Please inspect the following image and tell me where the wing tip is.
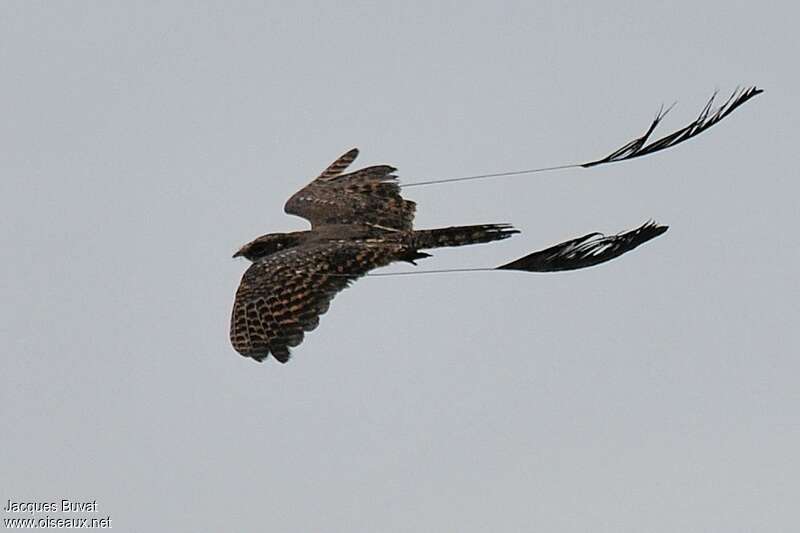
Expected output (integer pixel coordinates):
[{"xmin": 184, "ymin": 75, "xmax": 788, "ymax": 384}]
[
  {"xmin": 343, "ymin": 147, "xmax": 359, "ymax": 159},
  {"xmin": 318, "ymin": 148, "xmax": 361, "ymax": 180},
  {"xmin": 240, "ymin": 349, "xmax": 291, "ymax": 364}
]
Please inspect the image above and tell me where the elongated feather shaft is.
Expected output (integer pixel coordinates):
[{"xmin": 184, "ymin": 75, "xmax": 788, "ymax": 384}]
[
  {"xmin": 399, "ymin": 86, "xmax": 762, "ymax": 188},
  {"xmin": 582, "ymin": 86, "xmax": 763, "ymax": 167}
]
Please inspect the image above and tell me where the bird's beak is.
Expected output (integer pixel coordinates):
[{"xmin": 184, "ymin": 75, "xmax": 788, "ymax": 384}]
[{"xmin": 232, "ymin": 250, "xmax": 242, "ymax": 259}]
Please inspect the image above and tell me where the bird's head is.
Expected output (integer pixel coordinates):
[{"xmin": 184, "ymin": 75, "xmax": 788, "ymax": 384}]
[{"xmin": 233, "ymin": 232, "xmax": 304, "ymax": 261}]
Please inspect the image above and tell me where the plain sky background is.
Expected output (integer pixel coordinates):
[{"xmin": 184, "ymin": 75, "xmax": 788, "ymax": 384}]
[{"xmin": 2, "ymin": 2, "xmax": 798, "ymax": 532}]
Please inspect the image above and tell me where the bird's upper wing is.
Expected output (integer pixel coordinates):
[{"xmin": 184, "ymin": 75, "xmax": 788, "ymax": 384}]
[
  {"xmin": 230, "ymin": 240, "xmax": 400, "ymax": 363},
  {"xmin": 284, "ymin": 148, "xmax": 416, "ymax": 230}
]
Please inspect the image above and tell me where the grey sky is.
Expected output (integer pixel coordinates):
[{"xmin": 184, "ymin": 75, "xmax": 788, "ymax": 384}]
[{"xmin": 2, "ymin": 2, "xmax": 798, "ymax": 532}]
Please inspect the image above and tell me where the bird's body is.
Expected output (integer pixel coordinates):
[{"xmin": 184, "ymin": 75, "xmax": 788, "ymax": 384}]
[
  {"xmin": 230, "ymin": 149, "xmax": 522, "ymax": 363},
  {"xmin": 231, "ymin": 221, "xmax": 517, "ymax": 363},
  {"xmin": 231, "ymin": 148, "xmax": 666, "ymax": 364}
]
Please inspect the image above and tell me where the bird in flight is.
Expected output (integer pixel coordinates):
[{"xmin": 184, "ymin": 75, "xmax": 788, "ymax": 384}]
[{"xmin": 230, "ymin": 87, "xmax": 761, "ymax": 364}]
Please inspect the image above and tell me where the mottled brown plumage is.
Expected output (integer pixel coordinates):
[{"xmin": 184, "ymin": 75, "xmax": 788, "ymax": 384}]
[
  {"xmin": 230, "ymin": 240, "xmax": 404, "ymax": 363},
  {"xmin": 284, "ymin": 148, "xmax": 416, "ymax": 230},
  {"xmin": 231, "ymin": 149, "xmax": 518, "ymax": 363}
]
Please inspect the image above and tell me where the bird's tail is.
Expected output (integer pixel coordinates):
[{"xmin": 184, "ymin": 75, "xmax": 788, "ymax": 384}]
[{"xmin": 410, "ymin": 224, "xmax": 519, "ymax": 250}]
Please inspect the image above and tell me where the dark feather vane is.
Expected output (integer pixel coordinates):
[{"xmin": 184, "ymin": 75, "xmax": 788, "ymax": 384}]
[
  {"xmin": 582, "ymin": 86, "xmax": 763, "ymax": 168},
  {"xmin": 496, "ymin": 221, "xmax": 668, "ymax": 272}
]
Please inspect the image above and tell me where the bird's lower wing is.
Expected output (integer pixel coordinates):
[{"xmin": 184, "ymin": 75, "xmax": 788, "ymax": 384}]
[{"xmin": 230, "ymin": 241, "xmax": 399, "ymax": 363}]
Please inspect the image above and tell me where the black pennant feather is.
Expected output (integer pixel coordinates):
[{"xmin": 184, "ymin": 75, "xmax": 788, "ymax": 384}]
[
  {"xmin": 581, "ymin": 86, "xmax": 763, "ymax": 168},
  {"xmin": 495, "ymin": 221, "xmax": 668, "ymax": 273},
  {"xmin": 401, "ymin": 86, "xmax": 762, "ymax": 188}
]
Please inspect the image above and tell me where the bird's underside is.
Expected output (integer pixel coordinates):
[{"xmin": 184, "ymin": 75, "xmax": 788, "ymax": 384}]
[{"xmin": 230, "ymin": 148, "xmax": 667, "ymax": 363}]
